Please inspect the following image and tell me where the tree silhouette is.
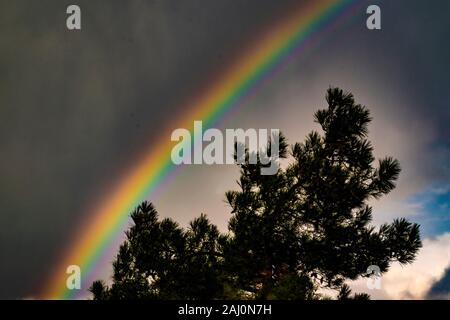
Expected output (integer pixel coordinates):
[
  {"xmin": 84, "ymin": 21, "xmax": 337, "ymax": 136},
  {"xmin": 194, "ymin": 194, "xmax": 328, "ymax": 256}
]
[{"xmin": 90, "ymin": 88, "xmax": 421, "ymax": 300}]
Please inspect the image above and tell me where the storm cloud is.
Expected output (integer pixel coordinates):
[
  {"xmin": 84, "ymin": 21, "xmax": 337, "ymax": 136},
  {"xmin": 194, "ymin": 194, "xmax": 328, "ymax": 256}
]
[{"xmin": 0, "ymin": 0, "xmax": 449, "ymax": 299}]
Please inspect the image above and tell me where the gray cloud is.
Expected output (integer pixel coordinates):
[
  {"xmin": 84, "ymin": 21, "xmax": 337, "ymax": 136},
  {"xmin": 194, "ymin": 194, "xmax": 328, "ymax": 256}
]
[
  {"xmin": 427, "ymin": 266, "xmax": 450, "ymax": 299},
  {"xmin": 0, "ymin": 0, "xmax": 449, "ymax": 299}
]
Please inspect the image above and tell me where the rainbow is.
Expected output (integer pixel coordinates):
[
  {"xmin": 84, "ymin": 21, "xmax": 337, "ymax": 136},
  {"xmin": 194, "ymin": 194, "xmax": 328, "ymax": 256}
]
[{"xmin": 42, "ymin": 0, "xmax": 363, "ymax": 299}]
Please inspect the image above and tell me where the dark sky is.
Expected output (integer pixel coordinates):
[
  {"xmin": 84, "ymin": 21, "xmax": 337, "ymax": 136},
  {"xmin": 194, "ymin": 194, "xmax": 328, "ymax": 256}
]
[{"xmin": 0, "ymin": 0, "xmax": 449, "ymax": 299}]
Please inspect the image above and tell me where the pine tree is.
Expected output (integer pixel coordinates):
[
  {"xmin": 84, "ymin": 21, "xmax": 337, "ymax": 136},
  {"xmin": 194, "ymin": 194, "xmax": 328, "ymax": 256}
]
[{"xmin": 91, "ymin": 88, "xmax": 421, "ymax": 300}]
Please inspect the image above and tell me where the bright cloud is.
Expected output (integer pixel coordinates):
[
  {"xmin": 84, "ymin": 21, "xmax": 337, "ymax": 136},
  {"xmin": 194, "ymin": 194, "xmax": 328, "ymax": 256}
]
[{"xmin": 350, "ymin": 232, "xmax": 450, "ymax": 299}]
